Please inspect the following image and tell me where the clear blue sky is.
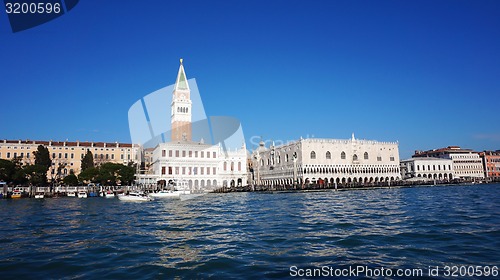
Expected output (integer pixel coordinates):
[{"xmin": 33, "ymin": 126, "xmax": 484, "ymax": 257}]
[{"xmin": 1, "ymin": 0, "xmax": 499, "ymax": 159}]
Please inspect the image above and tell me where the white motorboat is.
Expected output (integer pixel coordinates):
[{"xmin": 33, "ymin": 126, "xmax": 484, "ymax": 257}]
[
  {"xmin": 34, "ymin": 192, "xmax": 44, "ymax": 199},
  {"xmin": 77, "ymin": 191, "xmax": 88, "ymax": 198},
  {"xmin": 148, "ymin": 189, "xmax": 189, "ymax": 199},
  {"xmin": 118, "ymin": 192, "xmax": 153, "ymax": 202},
  {"xmin": 67, "ymin": 192, "xmax": 76, "ymax": 197}
]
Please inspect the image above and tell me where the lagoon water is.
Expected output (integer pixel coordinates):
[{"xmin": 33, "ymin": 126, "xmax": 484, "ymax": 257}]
[{"xmin": 0, "ymin": 184, "xmax": 499, "ymax": 279}]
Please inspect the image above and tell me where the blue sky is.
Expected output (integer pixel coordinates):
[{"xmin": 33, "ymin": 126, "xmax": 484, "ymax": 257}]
[{"xmin": 1, "ymin": 0, "xmax": 499, "ymax": 159}]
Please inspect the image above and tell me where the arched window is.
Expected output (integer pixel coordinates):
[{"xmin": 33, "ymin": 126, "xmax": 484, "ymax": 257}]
[
  {"xmin": 353, "ymin": 154, "xmax": 358, "ymax": 161},
  {"xmin": 326, "ymin": 151, "xmax": 331, "ymax": 159},
  {"xmin": 364, "ymin": 152, "xmax": 368, "ymax": 160},
  {"xmin": 285, "ymin": 154, "xmax": 289, "ymax": 162},
  {"xmin": 310, "ymin": 151, "xmax": 316, "ymax": 159},
  {"xmin": 341, "ymin": 151, "xmax": 346, "ymax": 159}
]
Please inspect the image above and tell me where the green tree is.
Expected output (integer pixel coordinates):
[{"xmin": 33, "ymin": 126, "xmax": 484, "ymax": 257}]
[
  {"xmin": 0, "ymin": 159, "xmax": 15, "ymax": 182},
  {"xmin": 63, "ymin": 170, "xmax": 79, "ymax": 186},
  {"xmin": 33, "ymin": 145, "xmax": 51, "ymax": 171},
  {"xmin": 118, "ymin": 164, "xmax": 135, "ymax": 185},
  {"xmin": 97, "ymin": 163, "xmax": 121, "ymax": 185},
  {"xmin": 23, "ymin": 164, "xmax": 48, "ymax": 186},
  {"xmin": 78, "ymin": 167, "xmax": 99, "ymax": 183},
  {"xmin": 81, "ymin": 150, "xmax": 94, "ymax": 172}
]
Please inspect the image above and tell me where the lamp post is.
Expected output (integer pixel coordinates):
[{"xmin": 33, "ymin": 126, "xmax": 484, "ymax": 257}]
[{"xmin": 292, "ymin": 152, "xmax": 297, "ymax": 189}]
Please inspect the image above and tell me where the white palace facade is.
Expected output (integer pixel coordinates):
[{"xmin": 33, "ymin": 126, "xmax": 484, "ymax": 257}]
[
  {"xmin": 251, "ymin": 134, "xmax": 401, "ymax": 187},
  {"xmin": 136, "ymin": 60, "xmax": 247, "ymax": 190}
]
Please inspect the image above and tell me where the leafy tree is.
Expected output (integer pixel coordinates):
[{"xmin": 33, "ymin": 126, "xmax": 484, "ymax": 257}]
[
  {"xmin": 81, "ymin": 150, "xmax": 94, "ymax": 172},
  {"xmin": 97, "ymin": 163, "xmax": 121, "ymax": 185},
  {"xmin": 63, "ymin": 170, "xmax": 79, "ymax": 186},
  {"xmin": 78, "ymin": 167, "xmax": 99, "ymax": 183},
  {"xmin": 0, "ymin": 159, "xmax": 15, "ymax": 182},
  {"xmin": 33, "ymin": 145, "xmax": 51, "ymax": 171},
  {"xmin": 23, "ymin": 164, "xmax": 48, "ymax": 186},
  {"xmin": 119, "ymin": 164, "xmax": 135, "ymax": 185}
]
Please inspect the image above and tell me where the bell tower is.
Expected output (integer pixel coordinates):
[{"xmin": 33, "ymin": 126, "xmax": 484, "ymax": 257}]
[{"xmin": 171, "ymin": 58, "xmax": 192, "ymax": 141}]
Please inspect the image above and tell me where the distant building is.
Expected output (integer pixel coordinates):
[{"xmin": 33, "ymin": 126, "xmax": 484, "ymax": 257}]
[
  {"xmin": 0, "ymin": 139, "xmax": 141, "ymax": 180},
  {"xmin": 478, "ymin": 151, "xmax": 500, "ymax": 181},
  {"xmin": 136, "ymin": 59, "xmax": 247, "ymax": 189},
  {"xmin": 400, "ymin": 157, "xmax": 454, "ymax": 181},
  {"xmin": 413, "ymin": 146, "xmax": 484, "ymax": 179},
  {"xmin": 250, "ymin": 134, "xmax": 401, "ymax": 187}
]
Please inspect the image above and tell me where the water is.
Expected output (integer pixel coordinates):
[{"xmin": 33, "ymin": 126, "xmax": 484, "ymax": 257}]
[{"xmin": 0, "ymin": 184, "xmax": 499, "ymax": 279}]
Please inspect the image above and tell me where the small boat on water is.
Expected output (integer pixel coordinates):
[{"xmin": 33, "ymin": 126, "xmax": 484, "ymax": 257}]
[
  {"xmin": 118, "ymin": 192, "xmax": 152, "ymax": 202},
  {"xmin": 67, "ymin": 192, "xmax": 76, "ymax": 197},
  {"xmin": 104, "ymin": 190, "xmax": 115, "ymax": 198},
  {"xmin": 149, "ymin": 189, "xmax": 189, "ymax": 199},
  {"xmin": 11, "ymin": 189, "xmax": 22, "ymax": 199},
  {"xmin": 34, "ymin": 192, "xmax": 44, "ymax": 199},
  {"xmin": 77, "ymin": 191, "xmax": 88, "ymax": 198}
]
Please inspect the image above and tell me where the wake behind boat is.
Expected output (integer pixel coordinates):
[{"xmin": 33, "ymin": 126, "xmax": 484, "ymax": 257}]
[{"xmin": 118, "ymin": 192, "xmax": 153, "ymax": 202}]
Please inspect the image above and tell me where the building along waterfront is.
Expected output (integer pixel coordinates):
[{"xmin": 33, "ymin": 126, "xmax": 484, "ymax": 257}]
[
  {"xmin": 413, "ymin": 146, "xmax": 484, "ymax": 180},
  {"xmin": 0, "ymin": 139, "xmax": 140, "ymax": 181},
  {"xmin": 250, "ymin": 133, "xmax": 401, "ymax": 188}
]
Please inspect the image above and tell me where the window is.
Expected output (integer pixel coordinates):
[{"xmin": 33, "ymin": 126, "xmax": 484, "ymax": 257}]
[
  {"xmin": 238, "ymin": 162, "xmax": 242, "ymax": 171},
  {"xmin": 182, "ymin": 167, "xmax": 186, "ymax": 175},
  {"xmin": 162, "ymin": 150, "xmax": 166, "ymax": 157},
  {"xmin": 189, "ymin": 151, "xmax": 192, "ymax": 157},
  {"xmin": 364, "ymin": 152, "xmax": 369, "ymax": 160},
  {"xmin": 390, "ymin": 157, "xmax": 395, "ymax": 161},
  {"xmin": 207, "ymin": 167, "xmax": 210, "ymax": 175},
  {"xmin": 377, "ymin": 156, "xmax": 382, "ymax": 161},
  {"xmin": 195, "ymin": 151, "xmax": 198, "ymax": 157},
  {"xmin": 71, "ymin": 153, "xmax": 74, "ymax": 159},
  {"xmin": 182, "ymin": 150, "xmax": 186, "ymax": 157},
  {"xmin": 285, "ymin": 154, "xmax": 289, "ymax": 162},
  {"xmin": 201, "ymin": 167, "xmax": 204, "ymax": 175},
  {"xmin": 341, "ymin": 152, "xmax": 346, "ymax": 159},
  {"xmin": 326, "ymin": 151, "xmax": 331, "ymax": 159},
  {"xmin": 231, "ymin": 162, "xmax": 234, "ymax": 171},
  {"xmin": 310, "ymin": 151, "xmax": 316, "ymax": 159},
  {"xmin": 201, "ymin": 151, "xmax": 204, "ymax": 158},
  {"xmin": 353, "ymin": 154, "xmax": 358, "ymax": 161},
  {"xmin": 169, "ymin": 150, "xmax": 172, "ymax": 157},
  {"xmin": 13, "ymin": 152, "xmax": 17, "ymax": 158},
  {"xmin": 213, "ymin": 167, "xmax": 216, "ymax": 175},
  {"xmin": 175, "ymin": 150, "xmax": 179, "ymax": 157},
  {"xmin": 161, "ymin": 167, "xmax": 166, "ymax": 175},
  {"xmin": 111, "ymin": 154, "xmax": 114, "ymax": 160},
  {"xmin": 213, "ymin": 152, "xmax": 216, "ymax": 158},
  {"xmin": 207, "ymin": 152, "xmax": 210, "ymax": 158},
  {"xmin": 7, "ymin": 152, "xmax": 10, "ymax": 158}
]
